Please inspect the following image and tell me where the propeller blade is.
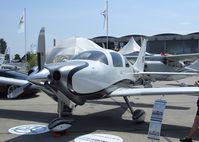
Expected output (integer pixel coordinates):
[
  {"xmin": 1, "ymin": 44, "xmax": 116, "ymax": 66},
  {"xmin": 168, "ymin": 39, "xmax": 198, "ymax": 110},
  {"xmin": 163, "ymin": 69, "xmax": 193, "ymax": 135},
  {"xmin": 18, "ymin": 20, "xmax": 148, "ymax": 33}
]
[{"xmin": 37, "ymin": 27, "xmax": 46, "ymax": 71}]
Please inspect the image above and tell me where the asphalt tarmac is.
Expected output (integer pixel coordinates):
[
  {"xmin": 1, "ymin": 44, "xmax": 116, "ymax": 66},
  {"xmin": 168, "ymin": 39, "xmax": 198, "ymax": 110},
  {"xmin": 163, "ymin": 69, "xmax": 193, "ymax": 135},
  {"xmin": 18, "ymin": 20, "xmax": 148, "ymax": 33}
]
[{"xmin": 0, "ymin": 76, "xmax": 199, "ymax": 142}]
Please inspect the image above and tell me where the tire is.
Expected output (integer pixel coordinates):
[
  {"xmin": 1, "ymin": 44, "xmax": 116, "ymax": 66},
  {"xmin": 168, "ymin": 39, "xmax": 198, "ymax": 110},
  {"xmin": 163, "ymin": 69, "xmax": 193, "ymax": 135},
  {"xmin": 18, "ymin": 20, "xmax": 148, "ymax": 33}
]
[{"xmin": 7, "ymin": 85, "xmax": 18, "ymax": 95}]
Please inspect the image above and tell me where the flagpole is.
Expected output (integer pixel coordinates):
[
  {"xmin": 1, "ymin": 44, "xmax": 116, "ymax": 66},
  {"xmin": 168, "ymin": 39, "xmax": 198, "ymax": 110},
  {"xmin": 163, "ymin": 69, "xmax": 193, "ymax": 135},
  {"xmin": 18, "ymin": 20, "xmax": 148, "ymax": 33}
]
[
  {"xmin": 106, "ymin": 0, "xmax": 108, "ymax": 49},
  {"xmin": 24, "ymin": 8, "xmax": 27, "ymax": 62}
]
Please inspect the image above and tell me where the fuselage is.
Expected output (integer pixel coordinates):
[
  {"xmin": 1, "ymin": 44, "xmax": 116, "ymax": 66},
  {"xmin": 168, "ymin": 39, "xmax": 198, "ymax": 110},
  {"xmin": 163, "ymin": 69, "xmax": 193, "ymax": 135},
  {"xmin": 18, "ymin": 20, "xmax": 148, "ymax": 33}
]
[{"xmin": 44, "ymin": 49, "xmax": 137, "ymax": 95}]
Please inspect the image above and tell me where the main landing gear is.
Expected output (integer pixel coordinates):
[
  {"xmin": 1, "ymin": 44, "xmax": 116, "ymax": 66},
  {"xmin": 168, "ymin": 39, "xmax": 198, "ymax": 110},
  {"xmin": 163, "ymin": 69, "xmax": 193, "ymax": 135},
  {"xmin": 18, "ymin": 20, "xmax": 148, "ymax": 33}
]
[
  {"xmin": 123, "ymin": 96, "xmax": 146, "ymax": 122},
  {"xmin": 143, "ymin": 80, "xmax": 153, "ymax": 88}
]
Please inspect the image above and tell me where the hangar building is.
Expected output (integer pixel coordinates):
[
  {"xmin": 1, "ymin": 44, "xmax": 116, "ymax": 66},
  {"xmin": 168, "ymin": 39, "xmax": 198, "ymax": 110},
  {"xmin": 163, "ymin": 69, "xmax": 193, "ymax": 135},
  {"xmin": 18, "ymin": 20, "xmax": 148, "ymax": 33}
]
[{"xmin": 91, "ymin": 33, "xmax": 199, "ymax": 54}]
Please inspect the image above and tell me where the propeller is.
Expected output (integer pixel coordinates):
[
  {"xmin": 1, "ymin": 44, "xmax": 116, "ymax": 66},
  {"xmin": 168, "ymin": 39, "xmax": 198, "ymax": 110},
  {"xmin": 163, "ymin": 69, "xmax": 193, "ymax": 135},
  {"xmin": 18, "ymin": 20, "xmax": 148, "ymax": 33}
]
[
  {"xmin": 7, "ymin": 27, "xmax": 47, "ymax": 99},
  {"xmin": 8, "ymin": 27, "xmax": 85, "ymax": 106},
  {"xmin": 27, "ymin": 27, "xmax": 49, "ymax": 84}
]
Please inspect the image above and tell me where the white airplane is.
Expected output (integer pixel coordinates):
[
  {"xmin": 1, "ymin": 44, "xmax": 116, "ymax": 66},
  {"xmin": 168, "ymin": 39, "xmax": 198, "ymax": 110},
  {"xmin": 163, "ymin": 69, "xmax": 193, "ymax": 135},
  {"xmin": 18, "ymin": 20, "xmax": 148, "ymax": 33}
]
[
  {"xmin": 119, "ymin": 37, "xmax": 199, "ymax": 87},
  {"xmin": 8, "ymin": 28, "xmax": 199, "ymax": 132}
]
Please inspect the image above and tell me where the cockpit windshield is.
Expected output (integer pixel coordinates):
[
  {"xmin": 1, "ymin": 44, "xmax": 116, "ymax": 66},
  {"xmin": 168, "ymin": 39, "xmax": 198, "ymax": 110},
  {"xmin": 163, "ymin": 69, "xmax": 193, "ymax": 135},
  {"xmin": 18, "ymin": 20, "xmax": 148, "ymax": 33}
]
[{"xmin": 72, "ymin": 50, "xmax": 108, "ymax": 65}]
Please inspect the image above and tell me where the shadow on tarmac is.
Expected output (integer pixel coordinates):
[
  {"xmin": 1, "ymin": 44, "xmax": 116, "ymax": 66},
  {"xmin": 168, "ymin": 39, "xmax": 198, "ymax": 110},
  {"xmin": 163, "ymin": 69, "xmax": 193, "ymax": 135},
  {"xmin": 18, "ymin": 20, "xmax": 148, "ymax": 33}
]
[{"xmin": 0, "ymin": 106, "xmax": 198, "ymax": 142}]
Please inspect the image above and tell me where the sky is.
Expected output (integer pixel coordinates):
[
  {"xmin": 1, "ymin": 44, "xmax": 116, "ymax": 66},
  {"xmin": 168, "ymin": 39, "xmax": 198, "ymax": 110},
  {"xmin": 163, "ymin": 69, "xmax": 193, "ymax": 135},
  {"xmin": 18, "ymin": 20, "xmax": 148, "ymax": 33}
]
[{"xmin": 0, "ymin": 0, "xmax": 199, "ymax": 57}]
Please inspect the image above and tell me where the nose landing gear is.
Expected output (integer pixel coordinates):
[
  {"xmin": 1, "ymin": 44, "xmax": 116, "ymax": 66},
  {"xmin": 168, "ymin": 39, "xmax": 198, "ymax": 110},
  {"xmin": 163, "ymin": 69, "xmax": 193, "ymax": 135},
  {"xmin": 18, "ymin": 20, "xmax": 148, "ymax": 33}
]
[{"xmin": 48, "ymin": 98, "xmax": 75, "ymax": 137}]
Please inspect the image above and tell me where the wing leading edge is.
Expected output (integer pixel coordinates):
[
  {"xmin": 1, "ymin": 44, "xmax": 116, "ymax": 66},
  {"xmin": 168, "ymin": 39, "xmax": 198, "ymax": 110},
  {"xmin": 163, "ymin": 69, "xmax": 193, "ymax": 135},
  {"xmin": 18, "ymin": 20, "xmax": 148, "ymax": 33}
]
[
  {"xmin": 125, "ymin": 72, "xmax": 199, "ymax": 76},
  {"xmin": 110, "ymin": 87, "xmax": 199, "ymax": 97},
  {"xmin": 0, "ymin": 76, "xmax": 28, "ymax": 86}
]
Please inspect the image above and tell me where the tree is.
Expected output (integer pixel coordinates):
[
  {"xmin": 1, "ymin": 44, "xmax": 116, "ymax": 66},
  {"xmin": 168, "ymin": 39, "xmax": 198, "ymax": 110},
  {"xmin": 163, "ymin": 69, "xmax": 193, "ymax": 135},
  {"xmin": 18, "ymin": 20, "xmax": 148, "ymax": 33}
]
[
  {"xmin": 14, "ymin": 54, "xmax": 21, "ymax": 60},
  {"xmin": 0, "ymin": 38, "xmax": 7, "ymax": 54},
  {"xmin": 5, "ymin": 54, "xmax": 10, "ymax": 63},
  {"xmin": 26, "ymin": 52, "xmax": 37, "ymax": 70}
]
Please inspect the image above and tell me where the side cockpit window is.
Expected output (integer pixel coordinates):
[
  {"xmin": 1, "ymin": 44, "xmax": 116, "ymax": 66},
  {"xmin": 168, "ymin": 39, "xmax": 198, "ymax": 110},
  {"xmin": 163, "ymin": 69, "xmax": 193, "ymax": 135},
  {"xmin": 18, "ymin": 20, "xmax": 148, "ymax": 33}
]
[
  {"xmin": 110, "ymin": 52, "xmax": 123, "ymax": 67},
  {"xmin": 72, "ymin": 51, "xmax": 108, "ymax": 65}
]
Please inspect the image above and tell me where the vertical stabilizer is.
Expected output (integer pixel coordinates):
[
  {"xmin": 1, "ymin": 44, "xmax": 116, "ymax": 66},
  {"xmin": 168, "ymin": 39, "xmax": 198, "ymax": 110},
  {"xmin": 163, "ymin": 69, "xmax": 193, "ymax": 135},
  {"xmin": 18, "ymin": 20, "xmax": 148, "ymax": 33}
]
[
  {"xmin": 133, "ymin": 39, "xmax": 148, "ymax": 72},
  {"xmin": 37, "ymin": 27, "xmax": 46, "ymax": 71}
]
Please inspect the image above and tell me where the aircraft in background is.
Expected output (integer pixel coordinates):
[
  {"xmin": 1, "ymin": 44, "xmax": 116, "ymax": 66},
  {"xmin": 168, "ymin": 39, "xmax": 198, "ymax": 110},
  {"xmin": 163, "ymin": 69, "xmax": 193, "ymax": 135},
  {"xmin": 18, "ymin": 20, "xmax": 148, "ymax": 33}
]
[
  {"xmin": 0, "ymin": 48, "xmax": 39, "ymax": 98},
  {"xmin": 119, "ymin": 37, "xmax": 199, "ymax": 87},
  {"xmin": 9, "ymin": 27, "xmax": 199, "ymax": 132},
  {"xmin": 0, "ymin": 48, "xmax": 21, "ymax": 71},
  {"xmin": 0, "ymin": 69, "xmax": 39, "ymax": 98}
]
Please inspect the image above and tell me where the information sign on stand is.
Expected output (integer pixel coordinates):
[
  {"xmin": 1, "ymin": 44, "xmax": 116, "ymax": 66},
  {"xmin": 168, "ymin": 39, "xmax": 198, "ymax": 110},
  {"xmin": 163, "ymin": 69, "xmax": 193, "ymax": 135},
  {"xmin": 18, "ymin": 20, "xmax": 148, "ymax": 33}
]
[{"xmin": 148, "ymin": 99, "xmax": 167, "ymax": 141}]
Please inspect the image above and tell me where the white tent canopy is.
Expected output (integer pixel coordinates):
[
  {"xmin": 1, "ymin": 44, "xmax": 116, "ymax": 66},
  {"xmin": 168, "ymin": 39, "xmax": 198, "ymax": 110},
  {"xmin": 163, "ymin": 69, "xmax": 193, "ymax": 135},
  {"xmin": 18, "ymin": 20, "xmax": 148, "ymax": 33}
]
[
  {"xmin": 46, "ymin": 37, "xmax": 102, "ymax": 63},
  {"xmin": 118, "ymin": 37, "xmax": 141, "ymax": 55}
]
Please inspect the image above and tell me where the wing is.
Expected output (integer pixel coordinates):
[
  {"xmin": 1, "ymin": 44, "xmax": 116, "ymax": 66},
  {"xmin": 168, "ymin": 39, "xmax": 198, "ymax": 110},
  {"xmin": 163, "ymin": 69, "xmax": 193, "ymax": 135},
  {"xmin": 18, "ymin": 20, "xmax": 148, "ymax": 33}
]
[
  {"xmin": 146, "ymin": 53, "xmax": 199, "ymax": 68},
  {"xmin": 124, "ymin": 71, "xmax": 199, "ymax": 76},
  {"xmin": 139, "ymin": 72, "xmax": 199, "ymax": 75},
  {"xmin": 0, "ymin": 76, "xmax": 29, "ymax": 86},
  {"xmin": 160, "ymin": 53, "xmax": 199, "ymax": 61},
  {"xmin": 0, "ymin": 76, "xmax": 31, "ymax": 99},
  {"xmin": 109, "ymin": 87, "xmax": 199, "ymax": 97},
  {"xmin": 125, "ymin": 53, "xmax": 199, "ymax": 65}
]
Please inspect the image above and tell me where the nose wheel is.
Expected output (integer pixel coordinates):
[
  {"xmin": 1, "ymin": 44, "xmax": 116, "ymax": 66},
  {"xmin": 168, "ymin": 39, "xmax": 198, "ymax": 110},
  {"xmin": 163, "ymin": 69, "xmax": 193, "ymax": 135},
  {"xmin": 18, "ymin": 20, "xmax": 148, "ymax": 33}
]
[{"xmin": 48, "ymin": 117, "xmax": 73, "ymax": 137}]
